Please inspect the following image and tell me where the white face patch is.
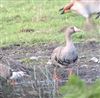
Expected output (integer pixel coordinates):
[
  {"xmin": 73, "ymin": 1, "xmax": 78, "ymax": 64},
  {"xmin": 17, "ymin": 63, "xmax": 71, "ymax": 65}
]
[{"xmin": 73, "ymin": 26, "xmax": 80, "ymax": 32}]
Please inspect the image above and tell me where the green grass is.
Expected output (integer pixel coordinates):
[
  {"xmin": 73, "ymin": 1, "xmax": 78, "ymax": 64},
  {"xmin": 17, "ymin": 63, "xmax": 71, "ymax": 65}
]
[
  {"xmin": 0, "ymin": 0, "xmax": 100, "ymax": 46},
  {"xmin": 0, "ymin": 1, "xmax": 100, "ymax": 97},
  {"xmin": 60, "ymin": 75, "xmax": 100, "ymax": 98}
]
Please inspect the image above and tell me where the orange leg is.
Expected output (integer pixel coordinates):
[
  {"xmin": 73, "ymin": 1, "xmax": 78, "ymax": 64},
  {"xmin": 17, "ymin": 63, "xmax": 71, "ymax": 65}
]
[
  {"xmin": 67, "ymin": 68, "xmax": 73, "ymax": 78},
  {"xmin": 10, "ymin": 80, "xmax": 16, "ymax": 86},
  {"xmin": 53, "ymin": 67, "xmax": 60, "ymax": 95},
  {"xmin": 53, "ymin": 67, "xmax": 59, "ymax": 81}
]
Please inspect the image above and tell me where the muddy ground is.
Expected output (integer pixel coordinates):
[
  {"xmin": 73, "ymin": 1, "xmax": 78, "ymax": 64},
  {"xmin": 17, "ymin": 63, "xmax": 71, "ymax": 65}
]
[
  {"xmin": 0, "ymin": 41, "xmax": 100, "ymax": 98},
  {"xmin": 0, "ymin": 41, "xmax": 100, "ymax": 83}
]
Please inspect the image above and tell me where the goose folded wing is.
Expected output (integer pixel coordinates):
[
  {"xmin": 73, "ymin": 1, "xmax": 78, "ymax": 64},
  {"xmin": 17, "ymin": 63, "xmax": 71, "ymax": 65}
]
[{"xmin": 55, "ymin": 50, "xmax": 78, "ymax": 66}]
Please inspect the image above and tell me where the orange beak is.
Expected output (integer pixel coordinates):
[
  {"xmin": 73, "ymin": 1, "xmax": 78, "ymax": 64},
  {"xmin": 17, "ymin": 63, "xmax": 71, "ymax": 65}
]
[
  {"xmin": 59, "ymin": 7, "xmax": 70, "ymax": 14},
  {"xmin": 59, "ymin": 2, "xmax": 73, "ymax": 14},
  {"xmin": 74, "ymin": 26, "xmax": 81, "ymax": 32}
]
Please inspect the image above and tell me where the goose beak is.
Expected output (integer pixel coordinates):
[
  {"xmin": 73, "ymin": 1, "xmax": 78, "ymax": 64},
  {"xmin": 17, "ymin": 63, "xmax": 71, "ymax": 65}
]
[
  {"xmin": 59, "ymin": 7, "xmax": 70, "ymax": 14},
  {"xmin": 74, "ymin": 27, "xmax": 81, "ymax": 32},
  {"xmin": 59, "ymin": 7, "xmax": 65, "ymax": 14}
]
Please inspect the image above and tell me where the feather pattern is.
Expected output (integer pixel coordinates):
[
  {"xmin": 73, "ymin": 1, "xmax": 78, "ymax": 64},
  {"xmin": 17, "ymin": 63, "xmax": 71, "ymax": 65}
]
[{"xmin": 51, "ymin": 26, "xmax": 80, "ymax": 68}]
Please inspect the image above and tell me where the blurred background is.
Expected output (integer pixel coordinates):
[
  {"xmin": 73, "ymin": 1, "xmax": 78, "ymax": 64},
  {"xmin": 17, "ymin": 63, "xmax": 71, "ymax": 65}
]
[{"xmin": 0, "ymin": 0, "xmax": 100, "ymax": 47}]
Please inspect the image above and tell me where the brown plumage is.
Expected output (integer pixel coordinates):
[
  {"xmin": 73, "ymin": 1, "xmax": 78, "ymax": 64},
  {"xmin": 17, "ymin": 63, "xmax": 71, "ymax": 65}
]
[
  {"xmin": 0, "ymin": 57, "xmax": 32, "ymax": 85},
  {"xmin": 60, "ymin": 0, "xmax": 100, "ymax": 19},
  {"xmin": 59, "ymin": 0, "xmax": 100, "ymax": 29},
  {"xmin": 51, "ymin": 26, "xmax": 80, "ymax": 69},
  {"xmin": 51, "ymin": 26, "xmax": 80, "ymax": 81},
  {"xmin": 0, "ymin": 63, "xmax": 11, "ymax": 80}
]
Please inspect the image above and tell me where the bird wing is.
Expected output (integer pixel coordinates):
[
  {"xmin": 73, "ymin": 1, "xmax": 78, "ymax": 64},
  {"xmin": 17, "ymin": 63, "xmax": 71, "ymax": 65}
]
[
  {"xmin": 56, "ymin": 47, "xmax": 78, "ymax": 66},
  {"xmin": 0, "ymin": 63, "xmax": 11, "ymax": 79},
  {"xmin": 55, "ymin": 56, "xmax": 70, "ymax": 65},
  {"xmin": 1, "ymin": 56, "xmax": 33, "ymax": 75},
  {"xmin": 51, "ymin": 46, "xmax": 64, "ymax": 67}
]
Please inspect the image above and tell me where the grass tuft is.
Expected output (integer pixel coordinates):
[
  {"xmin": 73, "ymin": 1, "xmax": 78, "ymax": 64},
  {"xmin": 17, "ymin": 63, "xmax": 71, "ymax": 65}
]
[{"xmin": 0, "ymin": 0, "xmax": 100, "ymax": 47}]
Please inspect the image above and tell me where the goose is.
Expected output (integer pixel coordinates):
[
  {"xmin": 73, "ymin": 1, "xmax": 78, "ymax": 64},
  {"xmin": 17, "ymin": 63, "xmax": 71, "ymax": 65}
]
[
  {"xmin": 0, "ymin": 63, "xmax": 11, "ymax": 80},
  {"xmin": 59, "ymin": 0, "xmax": 100, "ymax": 28},
  {"xmin": 0, "ymin": 57, "xmax": 32, "ymax": 85},
  {"xmin": 51, "ymin": 26, "xmax": 80, "ymax": 79}
]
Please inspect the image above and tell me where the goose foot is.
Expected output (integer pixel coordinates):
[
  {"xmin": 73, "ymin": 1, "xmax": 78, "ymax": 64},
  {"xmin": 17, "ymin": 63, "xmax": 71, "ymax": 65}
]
[
  {"xmin": 67, "ymin": 68, "xmax": 73, "ymax": 78},
  {"xmin": 9, "ymin": 80, "xmax": 16, "ymax": 87}
]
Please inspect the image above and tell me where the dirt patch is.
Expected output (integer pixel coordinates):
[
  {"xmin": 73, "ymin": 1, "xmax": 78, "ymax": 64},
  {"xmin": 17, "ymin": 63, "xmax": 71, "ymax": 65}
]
[
  {"xmin": 0, "ymin": 42, "xmax": 100, "ymax": 98},
  {"xmin": 0, "ymin": 41, "xmax": 100, "ymax": 83},
  {"xmin": 20, "ymin": 28, "xmax": 35, "ymax": 33}
]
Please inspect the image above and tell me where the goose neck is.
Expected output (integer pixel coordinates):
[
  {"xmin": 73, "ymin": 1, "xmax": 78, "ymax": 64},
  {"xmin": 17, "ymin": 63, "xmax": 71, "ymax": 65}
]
[{"xmin": 65, "ymin": 33, "xmax": 72, "ymax": 45}]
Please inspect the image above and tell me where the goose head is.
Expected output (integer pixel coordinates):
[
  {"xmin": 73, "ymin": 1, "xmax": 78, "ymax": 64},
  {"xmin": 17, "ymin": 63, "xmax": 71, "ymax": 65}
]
[
  {"xmin": 62, "ymin": 26, "xmax": 81, "ymax": 43},
  {"xmin": 62, "ymin": 26, "xmax": 80, "ymax": 35}
]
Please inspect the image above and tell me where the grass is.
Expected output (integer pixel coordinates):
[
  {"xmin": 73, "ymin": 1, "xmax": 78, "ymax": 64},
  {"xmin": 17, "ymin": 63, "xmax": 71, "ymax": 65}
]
[
  {"xmin": 0, "ymin": 1, "xmax": 100, "ymax": 97},
  {"xmin": 0, "ymin": 0, "xmax": 100, "ymax": 47},
  {"xmin": 60, "ymin": 75, "xmax": 100, "ymax": 98}
]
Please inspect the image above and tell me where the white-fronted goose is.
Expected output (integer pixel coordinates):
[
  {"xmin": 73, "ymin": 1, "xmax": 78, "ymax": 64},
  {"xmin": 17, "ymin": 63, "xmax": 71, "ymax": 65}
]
[
  {"xmin": 0, "ymin": 57, "xmax": 32, "ymax": 85},
  {"xmin": 59, "ymin": 0, "xmax": 100, "ymax": 26},
  {"xmin": 51, "ymin": 26, "xmax": 80, "ymax": 77},
  {"xmin": 0, "ymin": 63, "xmax": 11, "ymax": 80}
]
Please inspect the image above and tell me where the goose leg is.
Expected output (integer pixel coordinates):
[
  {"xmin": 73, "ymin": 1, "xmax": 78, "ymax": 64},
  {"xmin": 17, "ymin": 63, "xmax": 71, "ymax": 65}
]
[
  {"xmin": 53, "ymin": 67, "xmax": 59, "ymax": 81},
  {"xmin": 10, "ymin": 80, "xmax": 16, "ymax": 86},
  {"xmin": 86, "ymin": 18, "xmax": 91, "ymax": 25},
  {"xmin": 67, "ymin": 68, "xmax": 73, "ymax": 78},
  {"xmin": 85, "ymin": 17, "xmax": 96, "ymax": 31},
  {"xmin": 76, "ymin": 65, "xmax": 79, "ymax": 76},
  {"xmin": 53, "ymin": 67, "xmax": 56, "ymax": 80},
  {"xmin": 53, "ymin": 67, "xmax": 59, "ymax": 95},
  {"xmin": 85, "ymin": 18, "xmax": 92, "ymax": 29}
]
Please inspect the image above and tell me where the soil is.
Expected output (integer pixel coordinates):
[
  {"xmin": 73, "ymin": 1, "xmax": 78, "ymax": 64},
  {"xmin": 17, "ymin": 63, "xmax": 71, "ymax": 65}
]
[
  {"xmin": 0, "ymin": 41, "xmax": 100, "ymax": 98},
  {"xmin": 0, "ymin": 41, "xmax": 100, "ymax": 83}
]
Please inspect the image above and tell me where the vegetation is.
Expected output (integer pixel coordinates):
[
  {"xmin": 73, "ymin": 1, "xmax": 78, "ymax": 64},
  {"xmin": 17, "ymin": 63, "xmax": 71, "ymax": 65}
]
[
  {"xmin": 60, "ymin": 75, "xmax": 100, "ymax": 98},
  {"xmin": 0, "ymin": 77, "xmax": 13, "ymax": 98},
  {"xmin": 0, "ymin": 0, "xmax": 100, "ymax": 97},
  {"xmin": 0, "ymin": 0, "xmax": 100, "ymax": 47}
]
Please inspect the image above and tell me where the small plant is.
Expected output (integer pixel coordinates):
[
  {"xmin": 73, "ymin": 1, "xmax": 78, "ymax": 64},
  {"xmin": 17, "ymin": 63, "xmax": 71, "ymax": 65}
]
[{"xmin": 60, "ymin": 75, "xmax": 100, "ymax": 98}]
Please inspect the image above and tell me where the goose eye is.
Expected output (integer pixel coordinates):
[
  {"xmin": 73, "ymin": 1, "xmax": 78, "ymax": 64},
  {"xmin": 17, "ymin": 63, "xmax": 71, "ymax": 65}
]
[{"xmin": 70, "ymin": 27, "xmax": 74, "ymax": 30}]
